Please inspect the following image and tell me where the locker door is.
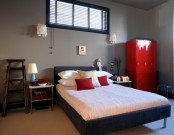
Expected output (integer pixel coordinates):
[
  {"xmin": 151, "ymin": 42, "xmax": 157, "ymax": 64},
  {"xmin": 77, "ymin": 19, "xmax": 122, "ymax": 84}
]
[
  {"xmin": 136, "ymin": 60, "xmax": 146, "ymax": 90},
  {"xmin": 149, "ymin": 41, "xmax": 157, "ymax": 92},
  {"xmin": 136, "ymin": 40, "xmax": 149, "ymax": 91},
  {"xmin": 144, "ymin": 41, "xmax": 152, "ymax": 91}
]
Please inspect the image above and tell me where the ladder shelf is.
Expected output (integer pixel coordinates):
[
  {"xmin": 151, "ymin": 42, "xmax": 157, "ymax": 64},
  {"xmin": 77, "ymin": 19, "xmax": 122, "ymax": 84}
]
[{"xmin": 2, "ymin": 59, "xmax": 28, "ymax": 117}]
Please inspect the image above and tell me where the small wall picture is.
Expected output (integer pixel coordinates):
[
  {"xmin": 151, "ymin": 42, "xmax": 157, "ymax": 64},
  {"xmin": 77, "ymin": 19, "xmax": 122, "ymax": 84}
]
[{"xmin": 78, "ymin": 45, "xmax": 86, "ymax": 55}]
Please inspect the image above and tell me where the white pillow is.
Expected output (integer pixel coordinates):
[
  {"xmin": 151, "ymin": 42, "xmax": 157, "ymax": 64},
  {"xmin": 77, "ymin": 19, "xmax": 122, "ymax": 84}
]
[
  {"xmin": 107, "ymin": 78, "xmax": 114, "ymax": 84},
  {"xmin": 58, "ymin": 79, "xmax": 76, "ymax": 87},
  {"xmin": 58, "ymin": 70, "xmax": 80, "ymax": 79},
  {"xmin": 96, "ymin": 71, "xmax": 113, "ymax": 78},
  {"xmin": 77, "ymin": 70, "xmax": 101, "ymax": 87}
]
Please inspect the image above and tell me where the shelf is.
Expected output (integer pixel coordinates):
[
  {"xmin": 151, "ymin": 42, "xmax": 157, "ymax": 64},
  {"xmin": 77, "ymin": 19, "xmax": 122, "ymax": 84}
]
[
  {"xmin": 9, "ymin": 78, "xmax": 25, "ymax": 81},
  {"xmin": 32, "ymin": 94, "xmax": 52, "ymax": 101},
  {"xmin": 113, "ymin": 81, "xmax": 132, "ymax": 87},
  {"xmin": 8, "ymin": 89, "xmax": 24, "ymax": 93},
  {"xmin": 29, "ymin": 84, "xmax": 54, "ymax": 89},
  {"xmin": 8, "ymin": 67, "xmax": 25, "ymax": 70},
  {"xmin": 7, "ymin": 100, "xmax": 25, "ymax": 105},
  {"xmin": 7, "ymin": 59, "xmax": 25, "ymax": 62}
]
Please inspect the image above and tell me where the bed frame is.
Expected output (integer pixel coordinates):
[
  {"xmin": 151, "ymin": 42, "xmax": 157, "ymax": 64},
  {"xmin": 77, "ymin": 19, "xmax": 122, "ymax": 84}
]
[{"xmin": 54, "ymin": 66, "xmax": 171, "ymax": 135}]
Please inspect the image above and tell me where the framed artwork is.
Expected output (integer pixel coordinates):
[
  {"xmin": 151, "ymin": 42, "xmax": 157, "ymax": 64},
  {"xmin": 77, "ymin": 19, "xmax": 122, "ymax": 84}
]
[{"xmin": 78, "ymin": 45, "xmax": 86, "ymax": 55}]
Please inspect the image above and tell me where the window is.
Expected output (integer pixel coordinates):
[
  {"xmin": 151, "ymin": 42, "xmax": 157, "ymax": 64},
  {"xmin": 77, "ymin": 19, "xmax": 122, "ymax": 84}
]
[{"xmin": 46, "ymin": 0, "xmax": 110, "ymax": 34}]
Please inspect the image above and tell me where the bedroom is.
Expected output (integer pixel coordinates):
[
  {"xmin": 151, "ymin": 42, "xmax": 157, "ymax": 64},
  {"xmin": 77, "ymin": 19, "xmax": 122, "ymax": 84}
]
[{"xmin": 0, "ymin": 0, "xmax": 173, "ymax": 135}]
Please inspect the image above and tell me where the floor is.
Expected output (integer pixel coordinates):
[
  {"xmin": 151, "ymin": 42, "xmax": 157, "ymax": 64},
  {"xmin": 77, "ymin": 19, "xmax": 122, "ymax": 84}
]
[{"xmin": 0, "ymin": 99, "xmax": 173, "ymax": 135}]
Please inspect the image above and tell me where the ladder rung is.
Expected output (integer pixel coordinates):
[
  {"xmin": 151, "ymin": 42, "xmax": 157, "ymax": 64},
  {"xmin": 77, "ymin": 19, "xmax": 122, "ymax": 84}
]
[
  {"xmin": 8, "ymin": 67, "xmax": 25, "ymax": 70},
  {"xmin": 8, "ymin": 89, "xmax": 25, "ymax": 93},
  {"xmin": 7, "ymin": 100, "xmax": 25, "ymax": 106},
  {"xmin": 9, "ymin": 78, "xmax": 25, "ymax": 81},
  {"xmin": 7, "ymin": 59, "xmax": 25, "ymax": 62}
]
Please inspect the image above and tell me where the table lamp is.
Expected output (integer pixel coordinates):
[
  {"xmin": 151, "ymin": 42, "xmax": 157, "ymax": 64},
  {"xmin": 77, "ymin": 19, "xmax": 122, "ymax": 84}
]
[{"xmin": 27, "ymin": 63, "xmax": 38, "ymax": 82}]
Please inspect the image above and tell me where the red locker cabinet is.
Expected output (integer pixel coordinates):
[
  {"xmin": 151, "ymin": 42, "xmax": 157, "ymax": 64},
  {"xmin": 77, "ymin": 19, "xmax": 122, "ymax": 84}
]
[{"xmin": 126, "ymin": 39, "xmax": 157, "ymax": 92}]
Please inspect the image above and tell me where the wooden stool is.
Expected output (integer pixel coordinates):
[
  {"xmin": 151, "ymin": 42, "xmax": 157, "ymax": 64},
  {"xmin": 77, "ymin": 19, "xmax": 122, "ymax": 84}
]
[{"xmin": 157, "ymin": 84, "xmax": 174, "ymax": 99}]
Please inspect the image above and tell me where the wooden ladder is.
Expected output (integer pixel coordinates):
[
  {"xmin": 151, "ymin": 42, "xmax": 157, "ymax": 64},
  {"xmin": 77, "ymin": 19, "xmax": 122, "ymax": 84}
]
[{"xmin": 2, "ymin": 59, "xmax": 28, "ymax": 117}]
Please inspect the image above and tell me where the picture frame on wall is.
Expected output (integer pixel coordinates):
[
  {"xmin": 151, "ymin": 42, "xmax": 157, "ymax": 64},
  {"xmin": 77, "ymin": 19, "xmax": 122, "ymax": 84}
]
[{"xmin": 78, "ymin": 45, "xmax": 86, "ymax": 55}]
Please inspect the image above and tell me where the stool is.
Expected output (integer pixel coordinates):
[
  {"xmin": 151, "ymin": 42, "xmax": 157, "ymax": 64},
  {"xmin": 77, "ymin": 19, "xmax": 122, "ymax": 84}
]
[
  {"xmin": 166, "ymin": 85, "xmax": 174, "ymax": 99},
  {"xmin": 157, "ymin": 84, "xmax": 174, "ymax": 99}
]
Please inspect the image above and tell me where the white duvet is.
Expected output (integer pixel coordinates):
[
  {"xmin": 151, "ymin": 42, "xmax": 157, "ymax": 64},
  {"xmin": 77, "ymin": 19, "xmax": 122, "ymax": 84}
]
[{"xmin": 56, "ymin": 84, "xmax": 169, "ymax": 120}]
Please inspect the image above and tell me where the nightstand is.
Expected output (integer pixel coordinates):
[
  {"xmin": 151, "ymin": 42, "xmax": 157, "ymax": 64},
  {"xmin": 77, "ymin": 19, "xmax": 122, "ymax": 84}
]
[
  {"xmin": 113, "ymin": 81, "xmax": 132, "ymax": 87},
  {"xmin": 28, "ymin": 84, "xmax": 54, "ymax": 113}
]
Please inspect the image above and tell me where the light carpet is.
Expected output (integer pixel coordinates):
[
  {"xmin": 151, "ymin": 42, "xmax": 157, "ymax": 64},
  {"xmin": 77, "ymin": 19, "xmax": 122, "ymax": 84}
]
[{"xmin": 0, "ymin": 99, "xmax": 173, "ymax": 135}]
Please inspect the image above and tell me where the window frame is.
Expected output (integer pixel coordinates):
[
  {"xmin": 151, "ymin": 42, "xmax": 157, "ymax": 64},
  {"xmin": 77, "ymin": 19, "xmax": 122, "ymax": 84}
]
[{"xmin": 46, "ymin": 0, "xmax": 110, "ymax": 34}]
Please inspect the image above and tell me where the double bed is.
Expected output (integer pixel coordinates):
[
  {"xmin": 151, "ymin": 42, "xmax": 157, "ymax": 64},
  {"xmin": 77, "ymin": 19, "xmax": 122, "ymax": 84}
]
[{"xmin": 54, "ymin": 66, "xmax": 171, "ymax": 135}]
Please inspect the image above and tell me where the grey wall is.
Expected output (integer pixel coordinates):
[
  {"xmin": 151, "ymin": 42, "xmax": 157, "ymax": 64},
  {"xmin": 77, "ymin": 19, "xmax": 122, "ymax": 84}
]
[
  {"xmin": 147, "ymin": 0, "xmax": 174, "ymax": 85},
  {"xmin": 0, "ymin": 0, "xmax": 148, "ymax": 103}
]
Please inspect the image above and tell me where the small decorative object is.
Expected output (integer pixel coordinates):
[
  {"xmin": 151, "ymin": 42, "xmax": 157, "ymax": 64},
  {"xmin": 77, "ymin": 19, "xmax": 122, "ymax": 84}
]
[
  {"xmin": 37, "ymin": 78, "xmax": 49, "ymax": 83},
  {"xmin": 30, "ymin": 80, "xmax": 38, "ymax": 86},
  {"xmin": 97, "ymin": 58, "xmax": 102, "ymax": 71},
  {"xmin": 38, "ymin": 83, "xmax": 47, "ymax": 86},
  {"xmin": 27, "ymin": 63, "xmax": 38, "ymax": 82},
  {"xmin": 117, "ymin": 76, "xmax": 121, "ymax": 81},
  {"xmin": 37, "ymin": 78, "xmax": 49, "ymax": 86},
  {"xmin": 109, "ymin": 33, "xmax": 117, "ymax": 44},
  {"xmin": 121, "ymin": 76, "xmax": 130, "ymax": 82},
  {"xmin": 78, "ymin": 45, "xmax": 86, "ymax": 55},
  {"xmin": 37, "ymin": 24, "xmax": 47, "ymax": 37}
]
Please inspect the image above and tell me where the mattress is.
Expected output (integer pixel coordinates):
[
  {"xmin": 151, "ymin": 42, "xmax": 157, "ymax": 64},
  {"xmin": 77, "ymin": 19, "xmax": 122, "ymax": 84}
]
[{"xmin": 56, "ymin": 84, "xmax": 169, "ymax": 120}]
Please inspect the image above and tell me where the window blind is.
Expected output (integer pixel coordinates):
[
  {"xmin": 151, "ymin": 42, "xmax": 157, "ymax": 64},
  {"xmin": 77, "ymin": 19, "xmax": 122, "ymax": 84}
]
[{"xmin": 47, "ymin": 0, "xmax": 109, "ymax": 34}]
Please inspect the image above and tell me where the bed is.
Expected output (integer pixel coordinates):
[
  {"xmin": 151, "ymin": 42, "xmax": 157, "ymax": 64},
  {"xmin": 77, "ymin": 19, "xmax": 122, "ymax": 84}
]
[{"xmin": 54, "ymin": 66, "xmax": 171, "ymax": 135}]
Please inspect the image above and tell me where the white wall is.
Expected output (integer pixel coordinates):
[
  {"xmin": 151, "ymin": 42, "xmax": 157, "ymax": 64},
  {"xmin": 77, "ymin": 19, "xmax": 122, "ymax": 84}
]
[{"xmin": 147, "ymin": 0, "xmax": 174, "ymax": 85}]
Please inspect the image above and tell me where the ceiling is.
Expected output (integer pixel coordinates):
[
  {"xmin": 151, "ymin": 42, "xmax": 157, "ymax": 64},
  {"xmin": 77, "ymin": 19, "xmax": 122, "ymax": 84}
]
[{"xmin": 108, "ymin": 0, "xmax": 170, "ymax": 10}]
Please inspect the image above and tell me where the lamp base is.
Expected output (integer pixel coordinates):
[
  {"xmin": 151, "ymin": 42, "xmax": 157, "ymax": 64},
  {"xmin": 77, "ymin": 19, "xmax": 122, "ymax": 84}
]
[{"xmin": 30, "ymin": 74, "xmax": 36, "ymax": 82}]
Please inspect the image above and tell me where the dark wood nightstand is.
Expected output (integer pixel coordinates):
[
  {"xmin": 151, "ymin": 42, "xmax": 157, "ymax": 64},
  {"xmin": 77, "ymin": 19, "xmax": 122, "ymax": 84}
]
[{"xmin": 113, "ymin": 81, "xmax": 132, "ymax": 87}]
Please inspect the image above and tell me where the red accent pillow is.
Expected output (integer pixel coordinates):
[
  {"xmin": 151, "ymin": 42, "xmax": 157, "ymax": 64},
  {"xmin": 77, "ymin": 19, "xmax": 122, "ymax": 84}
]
[
  {"xmin": 75, "ymin": 78, "xmax": 94, "ymax": 90},
  {"xmin": 98, "ymin": 76, "xmax": 109, "ymax": 86}
]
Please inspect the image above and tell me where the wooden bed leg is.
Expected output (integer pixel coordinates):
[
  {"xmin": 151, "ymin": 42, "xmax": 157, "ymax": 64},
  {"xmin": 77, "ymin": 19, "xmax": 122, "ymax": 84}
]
[{"xmin": 163, "ymin": 118, "xmax": 167, "ymax": 128}]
